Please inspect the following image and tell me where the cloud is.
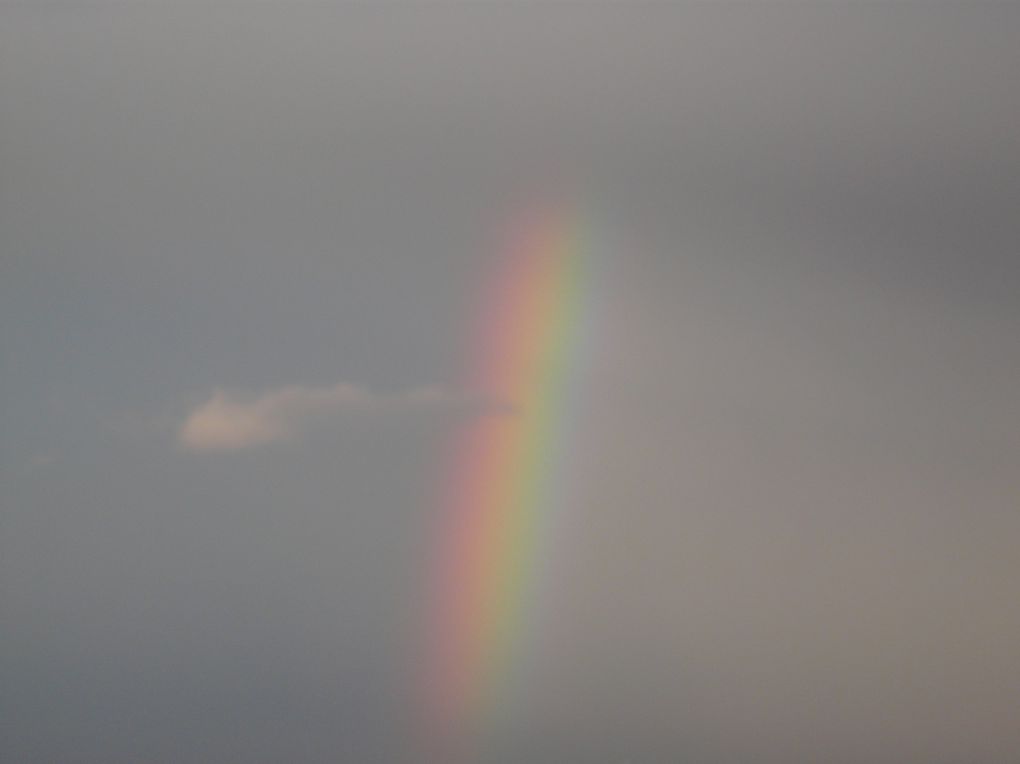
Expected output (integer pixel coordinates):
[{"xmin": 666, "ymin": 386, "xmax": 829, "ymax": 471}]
[{"xmin": 179, "ymin": 383, "xmax": 504, "ymax": 452}]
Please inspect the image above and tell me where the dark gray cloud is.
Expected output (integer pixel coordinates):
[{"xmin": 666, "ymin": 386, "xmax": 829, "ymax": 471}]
[{"xmin": 2, "ymin": 3, "xmax": 1019, "ymax": 763}]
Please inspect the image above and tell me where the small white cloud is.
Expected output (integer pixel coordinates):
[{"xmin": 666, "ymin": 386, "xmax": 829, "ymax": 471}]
[
  {"xmin": 26, "ymin": 451, "xmax": 58, "ymax": 471},
  {"xmin": 178, "ymin": 383, "xmax": 503, "ymax": 452}
]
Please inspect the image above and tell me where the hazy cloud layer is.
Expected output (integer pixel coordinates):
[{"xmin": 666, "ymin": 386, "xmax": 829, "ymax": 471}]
[
  {"xmin": 3, "ymin": 3, "xmax": 1020, "ymax": 763},
  {"xmin": 179, "ymin": 383, "xmax": 499, "ymax": 451}
]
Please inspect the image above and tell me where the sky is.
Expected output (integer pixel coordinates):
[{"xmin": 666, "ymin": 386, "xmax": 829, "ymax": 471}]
[{"xmin": 2, "ymin": 2, "xmax": 1020, "ymax": 762}]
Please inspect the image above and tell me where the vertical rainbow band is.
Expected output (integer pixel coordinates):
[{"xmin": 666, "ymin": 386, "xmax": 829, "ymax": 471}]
[{"xmin": 422, "ymin": 204, "xmax": 594, "ymax": 760}]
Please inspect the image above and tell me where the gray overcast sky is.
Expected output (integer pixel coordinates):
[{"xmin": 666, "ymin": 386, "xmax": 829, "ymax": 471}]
[{"xmin": 2, "ymin": 3, "xmax": 1019, "ymax": 763}]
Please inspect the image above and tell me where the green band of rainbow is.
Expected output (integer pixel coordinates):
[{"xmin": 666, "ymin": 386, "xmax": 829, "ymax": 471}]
[{"xmin": 421, "ymin": 204, "xmax": 594, "ymax": 760}]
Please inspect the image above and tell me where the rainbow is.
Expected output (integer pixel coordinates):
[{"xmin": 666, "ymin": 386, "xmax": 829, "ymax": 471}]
[{"xmin": 421, "ymin": 203, "xmax": 596, "ymax": 761}]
